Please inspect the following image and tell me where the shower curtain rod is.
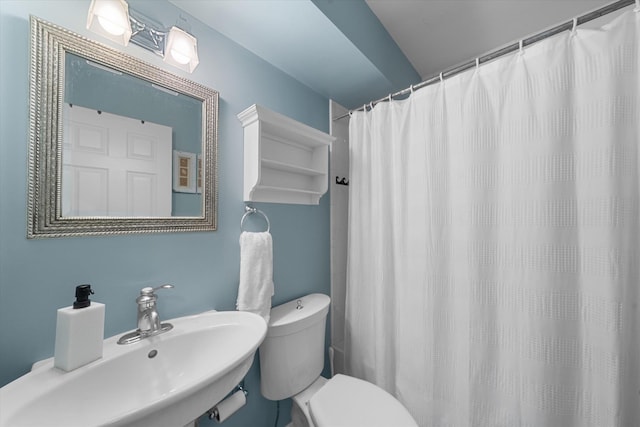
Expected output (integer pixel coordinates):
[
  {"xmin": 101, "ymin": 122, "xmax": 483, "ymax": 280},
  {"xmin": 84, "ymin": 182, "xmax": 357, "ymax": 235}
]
[{"xmin": 333, "ymin": 0, "xmax": 635, "ymax": 121}]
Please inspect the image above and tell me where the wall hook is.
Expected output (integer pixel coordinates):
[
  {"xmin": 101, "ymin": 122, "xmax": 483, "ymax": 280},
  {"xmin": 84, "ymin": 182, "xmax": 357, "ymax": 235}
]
[{"xmin": 335, "ymin": 176, "xmax": 349, "ymax": 186}]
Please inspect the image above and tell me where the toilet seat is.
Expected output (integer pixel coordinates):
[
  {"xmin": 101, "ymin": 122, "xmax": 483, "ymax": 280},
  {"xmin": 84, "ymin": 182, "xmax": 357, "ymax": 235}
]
[{"xmin": 308, "ymin": 374, "xmax": 418, "ymax": 427}]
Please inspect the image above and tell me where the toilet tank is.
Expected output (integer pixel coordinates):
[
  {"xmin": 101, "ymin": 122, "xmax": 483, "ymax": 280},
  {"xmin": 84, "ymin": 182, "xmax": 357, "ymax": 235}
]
[{"xmin": 259, "ymin": 293, "xmax": 330, "ymax": 401}]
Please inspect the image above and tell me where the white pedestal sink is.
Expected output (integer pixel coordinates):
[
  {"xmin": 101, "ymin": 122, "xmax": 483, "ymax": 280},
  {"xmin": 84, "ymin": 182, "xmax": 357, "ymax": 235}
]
[{"xmin": 0, "ymin": 310, "xmax": 267, "ymax": 427}]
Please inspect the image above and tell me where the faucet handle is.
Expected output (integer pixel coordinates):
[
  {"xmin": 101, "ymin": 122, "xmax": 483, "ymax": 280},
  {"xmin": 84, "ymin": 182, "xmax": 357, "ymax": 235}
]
[
  {"xmin": 137, "ymin": 284, "xmax": 173, "ymax": 305},
  {"xmin": 140, "ymin": 284, "xmax": 174, "ymax": 295}
]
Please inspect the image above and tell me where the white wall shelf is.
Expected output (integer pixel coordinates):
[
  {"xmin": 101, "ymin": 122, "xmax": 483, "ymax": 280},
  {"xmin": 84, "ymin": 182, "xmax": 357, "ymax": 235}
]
[{"xmin": 237, "ymin": 104, "xmax": 334, "ymax": 205}]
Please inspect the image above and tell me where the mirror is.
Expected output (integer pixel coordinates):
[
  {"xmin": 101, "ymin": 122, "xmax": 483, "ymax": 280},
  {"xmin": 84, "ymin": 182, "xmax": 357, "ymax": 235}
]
[{"xmin": 28, "ymin": 17, "xmax": 218, "ymax": 238}]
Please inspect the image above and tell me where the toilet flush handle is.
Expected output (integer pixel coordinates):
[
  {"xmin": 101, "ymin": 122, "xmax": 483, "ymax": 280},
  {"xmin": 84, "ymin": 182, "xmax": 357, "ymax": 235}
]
[{"xmin": 296, "ymin": 299, "xmax": 303, "ymax": 310}]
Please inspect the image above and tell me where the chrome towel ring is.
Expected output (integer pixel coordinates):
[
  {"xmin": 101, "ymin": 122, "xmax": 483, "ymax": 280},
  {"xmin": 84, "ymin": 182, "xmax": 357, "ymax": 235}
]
[{"xmin": 240, "ymin": 205, "xmax": 270, "ymax": 232}]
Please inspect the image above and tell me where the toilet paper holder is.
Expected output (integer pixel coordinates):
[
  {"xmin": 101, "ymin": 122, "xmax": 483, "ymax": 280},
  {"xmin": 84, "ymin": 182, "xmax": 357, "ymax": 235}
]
[{"xmin": 207, "ymin": 382, "xmax": 248, "ymax": 422}]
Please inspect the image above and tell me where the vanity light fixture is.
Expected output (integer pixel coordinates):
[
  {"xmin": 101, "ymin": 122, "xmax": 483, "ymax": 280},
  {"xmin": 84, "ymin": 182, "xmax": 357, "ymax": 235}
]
[
  {"xmin": 86, "ymin": 0, "xmax": 132, "ymax": 46},
  {"xmin": 87, "ymin": 0, "xmax": 199, "ymax": 73},
  {"xmin": 163, "ymin": 26, "xmax": 200, "ymax": 73}
]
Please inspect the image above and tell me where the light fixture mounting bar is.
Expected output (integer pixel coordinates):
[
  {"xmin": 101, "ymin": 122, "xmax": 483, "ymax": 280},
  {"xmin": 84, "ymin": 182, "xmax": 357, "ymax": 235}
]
[{"xmin": 128, "ymin": 9, "xmax": 166, "ymax": 57}]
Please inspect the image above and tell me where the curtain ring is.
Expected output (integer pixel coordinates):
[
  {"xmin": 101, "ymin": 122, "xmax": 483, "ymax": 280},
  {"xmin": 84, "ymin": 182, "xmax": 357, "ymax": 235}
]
[
  {"xmin": 388, "ymin": 94, "xmax": 392, "ymax": 102},
  {"xmin": 410, "ymin": 84, "xmax": 414, "ymax": 94},
  {"xmin": 571, "ymin": 17, "xmax": 578, "ymax": 34},
  {"xmin": 519, "ymin": 40, "xmax": 524, "ymax": 54},
  {"xmin": 439, "ymin": 72, "xmax": 444, "ymax": 83},
  {"xmin": 475, "ymin": 58, "xmax": 480, "ymax": 69},
  {"xmin": 369, "ymin": 102, "xmax": 374, "ymax": 110}
]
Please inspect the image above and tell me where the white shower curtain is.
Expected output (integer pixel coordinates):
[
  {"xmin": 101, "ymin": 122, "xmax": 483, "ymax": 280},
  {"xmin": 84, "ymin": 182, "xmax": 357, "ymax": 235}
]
[{"xmin": 346, "ymin": 10, "xmax": 639, "ymax": 427}]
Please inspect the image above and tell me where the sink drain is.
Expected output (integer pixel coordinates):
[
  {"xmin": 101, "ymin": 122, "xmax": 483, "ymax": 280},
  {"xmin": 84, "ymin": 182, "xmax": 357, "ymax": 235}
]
[{"xmin": 148, "ymin": 350, "xmax": 158, "ymax": 359}]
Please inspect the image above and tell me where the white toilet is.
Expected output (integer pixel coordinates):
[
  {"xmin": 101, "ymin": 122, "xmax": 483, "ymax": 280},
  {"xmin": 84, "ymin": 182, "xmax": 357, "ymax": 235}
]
[{"xmin": 259, "ymin": 293, "xmax": 418, "ymax": 427}]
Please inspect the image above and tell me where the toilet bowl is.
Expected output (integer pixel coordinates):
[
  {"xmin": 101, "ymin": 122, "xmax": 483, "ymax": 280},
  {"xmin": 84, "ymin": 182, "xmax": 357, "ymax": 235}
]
[{"xmin": 259, "ymin": 293, "xmax": 417, "ymax": 427}]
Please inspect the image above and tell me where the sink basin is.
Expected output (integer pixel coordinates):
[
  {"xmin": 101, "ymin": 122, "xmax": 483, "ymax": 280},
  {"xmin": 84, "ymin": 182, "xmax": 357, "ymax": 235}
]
[{"xmin": 0, "ymin": 310, "xmax": 267, "ymax": 427}]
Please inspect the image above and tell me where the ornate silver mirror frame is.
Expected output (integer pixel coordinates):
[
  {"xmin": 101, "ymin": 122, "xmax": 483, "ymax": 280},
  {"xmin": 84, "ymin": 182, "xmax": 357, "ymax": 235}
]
[{"xmin": 28, "ymin": 16, "xmax": 218, "ymax": 238}]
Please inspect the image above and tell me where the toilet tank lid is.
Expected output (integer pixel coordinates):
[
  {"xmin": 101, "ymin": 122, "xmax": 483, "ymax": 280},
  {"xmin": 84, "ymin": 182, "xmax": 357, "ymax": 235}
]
[{"xmin": 267, "ymin": 293, "xmax": 330, "ymax": 337}]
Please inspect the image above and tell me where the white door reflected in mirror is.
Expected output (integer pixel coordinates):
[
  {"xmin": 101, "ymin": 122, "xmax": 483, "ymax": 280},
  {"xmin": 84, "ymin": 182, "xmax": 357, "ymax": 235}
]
[{"xmin": 62, "ymin": 104, "xmax": 172, "ymax": 217}]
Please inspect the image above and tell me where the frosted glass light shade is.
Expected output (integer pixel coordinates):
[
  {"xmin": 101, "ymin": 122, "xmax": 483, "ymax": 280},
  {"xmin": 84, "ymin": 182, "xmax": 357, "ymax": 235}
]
[
  {"xmin": 87, "ymin": 0, "xmax": 132, "ymax": 46},
  {"xmin": 164, "ymin": 27, "xmax": 199, "ymax": 73}
]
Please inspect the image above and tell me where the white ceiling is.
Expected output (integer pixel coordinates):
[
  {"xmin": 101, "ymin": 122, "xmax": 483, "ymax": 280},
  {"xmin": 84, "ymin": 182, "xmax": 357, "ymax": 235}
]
[
  {"xmin": 365, "ymin": 0, "xmax": 613, "ymax": 80},
  {"xmin": 170, "ymin": 0, "xmax": 402, "ymax": 108}
]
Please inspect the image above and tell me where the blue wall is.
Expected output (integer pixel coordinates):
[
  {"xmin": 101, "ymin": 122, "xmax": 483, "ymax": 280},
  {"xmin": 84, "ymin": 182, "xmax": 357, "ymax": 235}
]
[{"xmin": 0, "ymin": 1, "xmax": 330, "ymax": 426}]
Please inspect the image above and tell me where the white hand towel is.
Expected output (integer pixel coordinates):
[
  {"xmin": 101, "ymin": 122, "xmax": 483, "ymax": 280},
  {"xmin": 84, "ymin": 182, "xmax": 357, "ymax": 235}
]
[{"xmin": 237, "ymin": 231, "xmax": 274, "ymax": 323}]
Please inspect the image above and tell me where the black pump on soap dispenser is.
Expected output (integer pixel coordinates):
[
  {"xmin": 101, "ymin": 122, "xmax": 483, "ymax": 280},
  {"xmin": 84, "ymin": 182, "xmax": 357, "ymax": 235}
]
[{"xmin": 73, "ymin": 284, "xmax": 94, "ymax": 309}]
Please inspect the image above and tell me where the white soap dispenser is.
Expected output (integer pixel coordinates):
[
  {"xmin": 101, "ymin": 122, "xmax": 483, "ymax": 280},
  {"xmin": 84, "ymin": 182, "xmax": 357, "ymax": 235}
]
[{"xmin": 54, "ymin": 284, "xmax": 105, "ymax": 372}]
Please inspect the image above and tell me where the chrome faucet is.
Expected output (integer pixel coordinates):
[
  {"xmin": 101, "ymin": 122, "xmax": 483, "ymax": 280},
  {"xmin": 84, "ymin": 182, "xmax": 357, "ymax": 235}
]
[{"xmin": 118, "ymin": 284, "xmax": 174, "ymax": 345}]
